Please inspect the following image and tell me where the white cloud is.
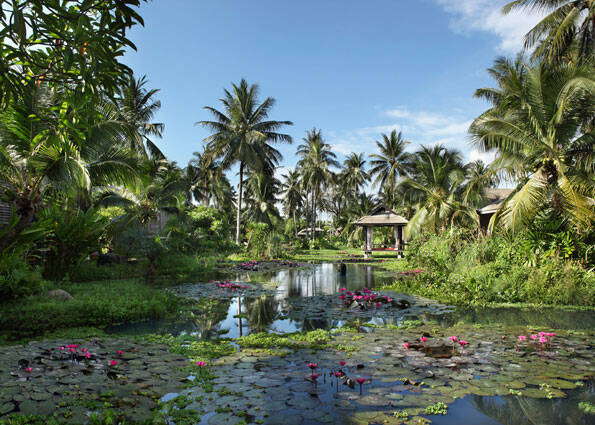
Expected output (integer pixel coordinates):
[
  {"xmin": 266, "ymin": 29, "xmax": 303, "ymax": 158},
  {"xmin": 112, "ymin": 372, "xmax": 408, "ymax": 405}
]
[
  {"xmin": 432, "ymin": 0, "xmax": 546, "ymax": 53},
  {"xmin": 328, "ymin": 107, "xmax": 481, "ymax": 163},
  {"xmin": 469, "ymin": 149, "xmax": 496, "ymax": 164}
]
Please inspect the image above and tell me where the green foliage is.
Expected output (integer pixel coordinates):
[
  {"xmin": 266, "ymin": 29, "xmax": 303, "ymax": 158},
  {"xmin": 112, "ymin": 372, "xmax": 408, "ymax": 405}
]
[
  {"xmin": 236, "ymin": 329, "xmax": 333, "ymax": 350},
  {"xmin": 164, "ymin": 207, "xmax": 235, "ymax": 255},
  {"xmin": 0, "ymin": 279, "xmax": 180, "ymax": 339},
  {"xmin": 578, "ymin": 401, "xmax": 595, "ymax": 415},
  {"xmin": 145, "ymin": 334, "xmax": 236, "ymax": 360},
  {"xmin": 0, "ymin": 0, "xmax": 145, "ymax": 107},
  {"xmin": 34, "ymin": 206, "xmax": 107, "ymax": 281},
  {"xmin": 424, "ymin": 402, "xmax": 448, "ymax": 415},
  {"xmin": 0, "ymin": 246, "xmax": 47, "ymax": 300},
  {"xmin": 387, "ymin": 229, "xmax": 594, "ymax": 306}
]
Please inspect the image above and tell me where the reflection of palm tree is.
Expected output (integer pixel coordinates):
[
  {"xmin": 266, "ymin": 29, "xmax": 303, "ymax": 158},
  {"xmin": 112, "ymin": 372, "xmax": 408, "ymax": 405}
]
[
  {"xmin": 188, "ymin": 298, "xmax": 231, "ymax": 339},
  {"xmin": 245, "ymin": 295, "xmax": 278, "ymax": 332}
]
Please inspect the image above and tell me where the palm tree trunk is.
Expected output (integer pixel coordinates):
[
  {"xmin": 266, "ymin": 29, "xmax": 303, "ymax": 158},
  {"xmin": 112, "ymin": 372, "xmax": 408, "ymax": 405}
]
[
  {"xmin": 236, "ymin": 162, "xmax": 244, "ymax": 245},
  {"xmin": 293, "ymin": 210, "xmax": 297, "ymax": 238},
  {"xmin": 311, "ymin": 188, "xmax": 316, "ymax": 242}
]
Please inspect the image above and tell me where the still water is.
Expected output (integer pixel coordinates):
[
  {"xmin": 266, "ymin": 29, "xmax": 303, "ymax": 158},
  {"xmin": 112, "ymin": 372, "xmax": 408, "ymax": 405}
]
[{"xmin": 109, "ymin": 263, "xmax": 594, "ymax": 425}]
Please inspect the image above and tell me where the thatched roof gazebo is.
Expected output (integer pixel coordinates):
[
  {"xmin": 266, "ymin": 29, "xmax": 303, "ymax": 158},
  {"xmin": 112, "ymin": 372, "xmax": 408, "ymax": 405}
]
[
  {"xmin": 353, "ymin": 205, "xmax": 408, "ymax": 258},
  {"xmin": 476, "ymin": 188, "xmax": 513, "ymax": 231}
]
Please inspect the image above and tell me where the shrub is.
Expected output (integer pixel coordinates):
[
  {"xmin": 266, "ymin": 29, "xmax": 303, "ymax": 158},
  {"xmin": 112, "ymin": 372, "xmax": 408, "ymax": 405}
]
[
  {"xmin": 0, "ymin": 248, "xmax": 47, "ymax": 300},
  {"xmin": 34, "ymin": 206, "xmax": 107, "ymax": 281}
]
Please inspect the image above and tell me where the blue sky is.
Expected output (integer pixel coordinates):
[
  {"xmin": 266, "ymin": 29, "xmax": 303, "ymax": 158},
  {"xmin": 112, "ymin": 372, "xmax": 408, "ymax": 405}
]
[{"xmin": 123, "ymin": 0, "xmax": 542, "ymax": 175}]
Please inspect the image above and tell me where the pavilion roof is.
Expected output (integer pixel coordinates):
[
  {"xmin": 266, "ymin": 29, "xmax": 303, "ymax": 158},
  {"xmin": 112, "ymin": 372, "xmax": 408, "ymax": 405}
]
[
  {"xmin": 353, "ymin": 205, "xmax": 408, "ymax": 226},
  {"xmin": 477, "ymin": 188, "xmax": 514, "ymax": 215}
]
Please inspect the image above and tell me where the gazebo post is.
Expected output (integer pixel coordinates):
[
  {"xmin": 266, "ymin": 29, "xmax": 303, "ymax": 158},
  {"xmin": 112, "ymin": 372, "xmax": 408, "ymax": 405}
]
[
  {"xmin": 365, "ymin": 226, "xmax": 374, "ymax": 258},
  {"xmin": 397, "ymin": 225, "xmax": 404, "ymax": 258}
]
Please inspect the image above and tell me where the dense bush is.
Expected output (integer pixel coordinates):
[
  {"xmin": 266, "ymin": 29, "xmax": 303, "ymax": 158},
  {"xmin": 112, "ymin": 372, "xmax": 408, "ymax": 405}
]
[
  {"xmin": 390, "ymin": 228, "xmax": 594, "ymax": 306},
  {"xmin": 34, "ymin": 206, "xmax": 107, "ymax": 281},
  {"xmin": 163, "ymin": 207, "xmax": 235, "ymax": 255},
  {"xmin": 0, "ymin": 248, "xmax": 47, "ymax": 300}
]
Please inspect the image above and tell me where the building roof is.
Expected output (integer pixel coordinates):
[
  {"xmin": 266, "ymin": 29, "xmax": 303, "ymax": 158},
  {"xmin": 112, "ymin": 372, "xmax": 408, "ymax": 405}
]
[
  {"xmin": 477, "ymin": 188, "xmax": 514, "ymax": 215},
  {"xmin": 297, "ymin": 227, "xmax": 324, "ymax": 236},
  {"xmin": 353, "ymin": 205, "xmax": 408, "ymax": 226}
]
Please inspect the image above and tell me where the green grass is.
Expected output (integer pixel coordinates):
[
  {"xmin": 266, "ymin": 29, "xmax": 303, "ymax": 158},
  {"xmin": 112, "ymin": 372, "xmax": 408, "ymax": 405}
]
[{"xmin": 0, "ymin": 279, "xmax": 181, "ymax": 342}]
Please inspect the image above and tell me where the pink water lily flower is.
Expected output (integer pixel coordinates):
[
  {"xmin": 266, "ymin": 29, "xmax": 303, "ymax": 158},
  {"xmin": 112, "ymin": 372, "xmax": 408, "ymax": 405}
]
[
  {"xmin": 109, "ymin": 360, "xmax": 118, "ymax": 366},
  {"xmin": 339, "ymin": 295, "xmax": 346, "ymax": 300},
  {"xmin": 307, "ymin": 362, "xmax": 318, "ymax": 369},
  {"xmin": 458, "ymin": 340, "xmax": 468, "ymax": 347},
  {"xmin": 339, "ymin": 288, "xmax": 346, "ymax": 292},
  {"xmin": 339, "ymin": 361, "xmax": 346, "ymax": 367},
  {"xmin": 334, "ymin": 371, "xmax": 342, "ymax": 377},
  {"xmin": 403, "ymin": 342, "xmax": 410, "ymax": 349},
  {"xmin": 25, "ymin": 367, "xmax": 32, "ymax": 373},
  {"xmin": 449, "ymin": 336, "xmax": 458, "ymax": 343},
  {"xmin": 84, "ymin": 352, "xmax": 91, "ymax": 359},
  {"xmin": 546, "ymin": 332, "xmax": 555, "ymax": 337},
  {"xmin": 530, "ymin": 334, "xmax": 538, "ymax": 340},
  {"xmin": 311, "ymin": 373, "xmax": 319, "ymax": 380},
  {"xmin": 539, "ymin": 336, "xmax": 547, "ymax": 344},
  {"xmin": 117, "ymin": 350, "xmax": 124, "ymax": 356},
  {"xmin": 518, "ymin": 335, "xmax": 527, "ymax": 341},
  {"xmin": 356, "ymin": 377, "xmax": 366, "ymax": 395},
  {"xmin": 196, "ymin": 361, "xmax": 207, "ymax": 367},
  {"xmin": 420, "ymin": 336, "xmax": 427, "ymax": 343}
]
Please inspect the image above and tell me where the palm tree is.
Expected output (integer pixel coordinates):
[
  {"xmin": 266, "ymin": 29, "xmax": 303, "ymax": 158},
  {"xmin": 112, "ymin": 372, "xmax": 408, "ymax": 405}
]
[
  {"xmin": 369, "ymin": 130, "xmax": 412, "ymax": 207},
  {"xmin": 296, "ymin": 128, "xmax": 339, "ymax": 240},
  {"xmin": 503, "ymin": 0, "xmax": 594, "ymax": 63},
  {"xmin": 96, "ymin": 158, "xmax": 185, "ymax": 228},
  {"xmin": 463, "ymin": 160, "xmax": 500, "ymax": 207},
  {"xmin": 342, "ymin": 152, "xmax": 369, "ymax": 198},
  {"xmin": 342, "ymin": 193, "xmax": 378, "ymax": 246},
  {"xmin": 196, "ymin": 79, "xmax": 293, "ymax": 244},
  {"xmin": 280, "ymin": 168, "xmax": 303, "ymax": 236},
  {"xmin": 187, "ymin": 148, "xmax": 226, "ymax": 206},
  {"xmin": 470, "ymin": 59, "xmax": 594, "ymax": 233},
  {"xmin": 243, "ymin": 170, "xmax": 281, "ymax": 226},
  {"xmin": 118, "ymin": 75, "xmax": 165, "ymax": 159},
  {"xmin": 0, "ymin": 86, "xmax": 140, "ymax": 250},
  {"xmin": 399, "ymin": 145, "xmax": 474, "ymax": 236}
]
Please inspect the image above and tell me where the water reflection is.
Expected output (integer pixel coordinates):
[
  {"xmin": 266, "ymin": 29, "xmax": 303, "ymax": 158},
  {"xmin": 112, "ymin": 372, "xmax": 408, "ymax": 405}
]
[
  {"xmin": 240, "ymin": 263, "xmax": 388, "ymax": 298},
  {"xmin": 468, "ymin": 382, "xmax": 594, "ymax": 425}
]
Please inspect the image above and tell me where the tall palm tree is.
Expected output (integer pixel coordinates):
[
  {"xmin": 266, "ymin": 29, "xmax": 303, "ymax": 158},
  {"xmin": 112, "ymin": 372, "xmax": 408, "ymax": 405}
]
[
  {"xmin": 342, "ymin": 152, "xmax": 370, "ymax": 198},
  {"xmin": 196, "ymin": 79, "xmax": 292, "ymax": 244},
  {"xmin": 118, "ymin": 74, "xmax": 165, "ymax": 159},
  {"xmin": 280, "ymin": 168, "xmax": 303, "ymax": 235},
  {"xmin": 470, "ymin": 59, "xmax": 594, "ymax": 233},
  {"xmin": 369, "ymin": 130, "xmax": 412, "ymax": 207},
  {"xmin": 399, "ymin": 145, "xmax": 474, "ymax": 236},
  {"xmin": 503, "ymin": 0, "xmax": 594, "ymax": 63},
  {"xmin": 0, "ymin": 86, "xmax": 140, "ymax": 250},
  {"xmin": 296, "ymin": 128, "xmax": 339, "ymax": 240}
]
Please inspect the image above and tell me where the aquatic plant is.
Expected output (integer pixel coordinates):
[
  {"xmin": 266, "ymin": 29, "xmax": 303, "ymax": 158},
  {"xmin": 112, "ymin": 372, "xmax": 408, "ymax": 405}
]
[
  {"xmin": 424, "ymin": 402, "xmax": 448, "ymax": 415},
  {"xmin": 356, "ymin": 377, "xmax": 366, "ymax": 395}
]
